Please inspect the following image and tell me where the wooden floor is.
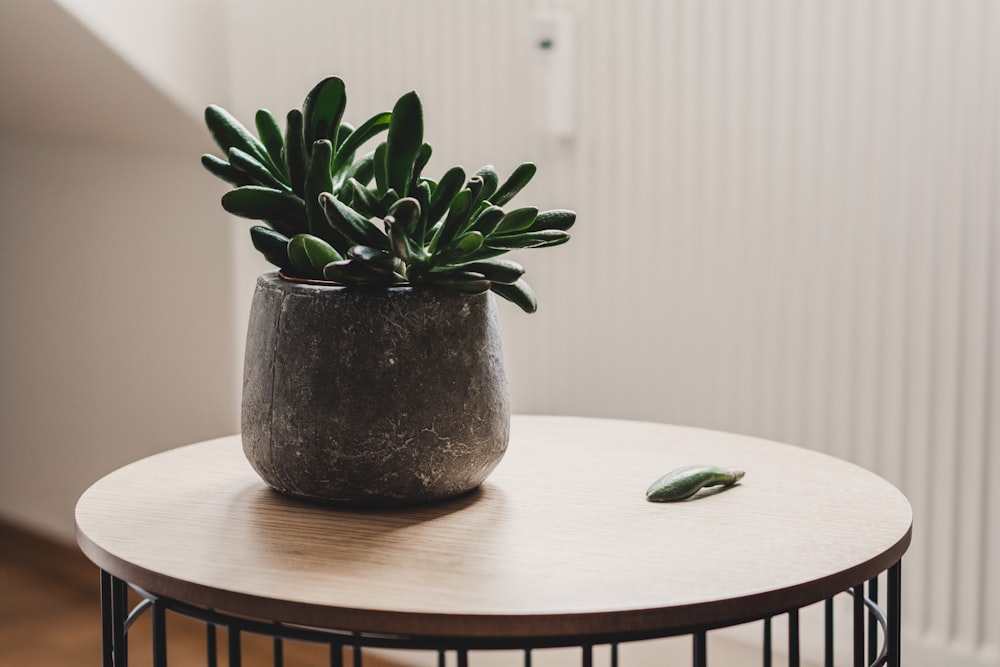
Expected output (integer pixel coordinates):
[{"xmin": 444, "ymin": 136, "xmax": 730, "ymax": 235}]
[
  {"xmin": 1, "ymin": 521, "xmax": 107, "ymax": 666},
  {"xmin": 0, "ymin": 521, "xmax": 367, "ymax": 666}
]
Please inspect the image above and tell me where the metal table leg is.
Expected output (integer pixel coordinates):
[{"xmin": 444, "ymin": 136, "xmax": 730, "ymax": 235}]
[{"xmin": 101, "ymin": 569, "xmax": 130, "ymax": 667}]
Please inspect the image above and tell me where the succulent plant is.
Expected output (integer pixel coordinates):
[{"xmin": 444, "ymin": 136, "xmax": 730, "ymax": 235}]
[{"xmin": 202, "ymin": 76, "xmax": 574, "ymax": 313}]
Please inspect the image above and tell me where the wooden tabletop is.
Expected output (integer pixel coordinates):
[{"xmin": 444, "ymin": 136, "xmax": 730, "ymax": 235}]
[{"xmin": 75, "ymin": 416, "xmax": 911, "ymax": 643}]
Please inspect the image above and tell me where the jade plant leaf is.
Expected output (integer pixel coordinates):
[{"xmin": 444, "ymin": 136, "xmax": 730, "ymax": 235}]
[
  {"xmin": 491, "ymin": 206, "xmax": 538, "ymax": 235},
  {"xmin": 386, "ymin": 219, "xmax": 417, "ymax": 262},
  {"xmin": 427, "ymin": 166, "xmax": 466, "ymax": 225},
  {"xmin": 437, "ymin": 231, "xmax": 485, "ymax": 264},
  {"xmin": 343, "ymin": 152, "xmax": 376, "ymax": 189},
  {"xmin": 423, "ymin": 270, "xmax": 491, "ymax": 294},
  {"xmin": 387, "ymin": 197, "xmax": 421, "ymax": 234},
  {"xmin": 288, "ymin": 234, "xmax": 344, "ymax": 280},
  {"xmin": 254, "ymin": 109, "xmax": 286, "ymax": 177},
  {"xmin": 412, "ymin": 143, "xmax": 433, "ymax": 185},
  {"xmin": 335, "ymin": 122, "xmax": 354, "ymax": 150},
  {"xmin": 373, "ymin": 142, "xmax": 389, "ymax": 195},
  {"xmin": 432, "ymin": 188, "xmax": 476, "ymax": 251},
  {"xmin": 249, "ymin": 226, "xmax": 292, "ymax": 270},
  {"xmin": 318, "ymin": 193, "xmax": 391, "ymax": 250},
  {"xmin": 485, "ymin": 229, "xmax": 570, "ymax": 250},
  {"xmin": 323, "ymin": 258, "xmax": 397, "ymax": 285},
  {"xmin": 347, "ymin": 245, "xmax": 399, "ymax": 275},
  {"xmin": 283, "ymin": 109, "xmax": 307, "ymax": 197},
  {"xmin": 385, "ymin": 91, "xmax": 423, "ymax": 196},
  {"xmin": 452, "ymin": 258, "xmax": 525, "ymax": 284},
  {"xmin": 305, "ymin": 139, "xmax": 336, "ymax": 239},
  {"xmin": 469, "ymin": 205, "xmax": 507, "ymax": 236},
  {"xmin": 415, "ymin": 182, "xmax": 433, "ymax": 243},
  {"xmin": 474, "ymin": 165, "xmax": 500, "ymax": 202},
  {"xmin": 228, "ymin": 147, "xmax": 288, "ymax": 190},
  {"xmin": 490, "ymin": 279, "xmax": 538, "ymax": 313},
  {"xmin": 205, "ymin": 104, "xmax": 271, "ymax": 167},
  {"xmin": 201, "ymin": 154, "xmax": 253, "ymax": 187},
  {"xmin": 303, "ymin": 76, "xmax": 347, "ymax": 156},
  {"xmin": 528, "ymin": 208, "xmax": 577, "ymax": 232},
  {"xmin": 221, "ymin": 186, "xmax": 306, "ymax": 238},
  {"xmin": 491, "ymin": 162, "xmax": 536, "ymax": 207},
  {"xmin": 331, "ymin": 112, "xmax": 392, "ymax": 179},
  {"xmin": 346, "ymin": 179, "xmax": 388, "ymax": 219}
]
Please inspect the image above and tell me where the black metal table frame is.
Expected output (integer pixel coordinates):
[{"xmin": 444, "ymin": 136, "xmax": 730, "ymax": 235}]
[{"xmin": 98, "ymin": 560, "xmax": 902, "ymax": 667}]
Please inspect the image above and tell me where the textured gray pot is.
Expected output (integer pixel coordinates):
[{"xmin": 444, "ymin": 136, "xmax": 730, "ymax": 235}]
[{"xmin": 241, "ymin": 272, "xmax": 510, "ymax": 506}]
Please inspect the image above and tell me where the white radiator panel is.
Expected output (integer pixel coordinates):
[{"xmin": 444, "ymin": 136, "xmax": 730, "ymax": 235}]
[{"xmin": 227, "ymin": 1, "xmax": 1000, "ymax": 663}]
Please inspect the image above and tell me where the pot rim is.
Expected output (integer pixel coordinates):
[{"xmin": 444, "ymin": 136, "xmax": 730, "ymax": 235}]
[
  {"xmin": 276, "ymin": 271, "xmax": 413, "ymax": 289},
  {"xmin": 276, "ymin": 271, "xmax": 355, "ymax": 286},
  {"xmin": 270, "ymin": 272, "xmax": 487, "ymax": 300}
]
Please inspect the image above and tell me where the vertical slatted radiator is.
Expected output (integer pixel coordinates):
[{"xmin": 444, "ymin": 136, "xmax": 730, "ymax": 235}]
[{"xmin": 229, "ymin": 1, "xmax": 999, "ymax": 664}]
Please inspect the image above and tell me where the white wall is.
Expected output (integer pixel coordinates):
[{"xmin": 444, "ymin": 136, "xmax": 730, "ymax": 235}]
[
  {"xmin": 1, "ymin": 1, "xmax": 997, "ymax": 665},
  {"xmin": 0, "ymin": 135, "xmax": 237, "ymax": 540},
  {"xmin": 54, "ymin": 0, "xmax": 229, "ymax": 120},
  {"xmin": 0, "ymin": 0, "xmax": 237, "ymax": 541},
  {"xmin": 224, "ymin": 1, "xmax": 999, "ymax": 665}
]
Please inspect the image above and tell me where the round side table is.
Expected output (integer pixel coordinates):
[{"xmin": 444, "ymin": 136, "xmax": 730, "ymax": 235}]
[{"xmin": 76, "ymin": 415, "xmax": 912, "ymax": 667}]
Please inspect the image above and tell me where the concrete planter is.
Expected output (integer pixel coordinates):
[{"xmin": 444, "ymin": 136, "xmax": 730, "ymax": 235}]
[{"xmin": 241, "ymin": 272, "xmax": 510, "ymax": 506}]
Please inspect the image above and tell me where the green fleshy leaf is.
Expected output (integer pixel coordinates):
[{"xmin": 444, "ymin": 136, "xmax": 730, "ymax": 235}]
[
  {"xmin": 347, "ymin": 245, "xmax": 399, "ymax": 275},
  {"xmin": 385, "ymin": 199, "xmax": 424, "ymax": 262},
  {"xmin": 228, "ymin": 147, "xmax": 289, "ymax": 190},
  {"xmin": 204, "ymin": 104, "xmax": 270, "ymax": 167},
  {"xmin": 491, "ymin": 278, "xmax": 538, "ymax": 313},
  {"xmin": 412, "ymin": 180, "xmax": 433, "ymax": 244},
  {"xmin": 485, "ymin": 229, "xmax": 570, "ymax": 250},
  {"xmin": 304, "ymin": 139, "xmax": 338, "ymax": 241},
  {"xmin": 461, "ymin": 177, "xmax": 490, "ymax": 234},
  {"xmin": 201, "ymin": 154, "xmax": 252, "ymax": 187},
  {"xmin": 465, "ymin": 175, "xmax": 484, "ymax": 201},
  {"xmin": 318, "ymin": 192, "xmax": 390, "ymax": 250},
  {"xmin": 387, "ymin": 197, "xmax": 421, "ymax": 233},
  {"xmin": 386, "ymin": 91, "xmax": 423, "ymax": 195},
  {"xmin": 448, "ymin": 258, "xmax": 525, "ymax": 284},
  {"xmin": 373, "ymin": 141, "xmax": 389, "ymax": 195},
  {"xmin": 412, "ymin": 143, "xmax": 432, "ymax": 184},
  {"xmin": 528, "ymin": 208, "xmax": 577, "ymax": 232},
  {"xmin": 421, "ymin": 270, "xmax": 491, "ymax": 294},
  {"xmin": 377, "ymin": 188, "xmax": 400, "ymax": 209},
  {"xmin": 249, "ymin": 225, "xmax": 291, "ymax": 270},
  {"xmin": 322, "ymin": 259, "xmax": 397, "ymax": 285},
  {"xmin": 221, "ymin": 186, "xmax": 306, "ymax": 238},
  {"xmin": 453, "ymin": 230, "xmax": 485, "ymax": 253},
  {"xmin": 437, "ymin": 230, "xmax": 484, "ymax": 263},
  {"xmin": 491, "ymin": 162, "xmax": 536, "ymax": 206},
  {"xmin": 344, "ymin": 152, "xmax": 375, "ymax": 188},
  {"xmin": 346, "ymin": 179, "xmax": 387, "ymax": 219},
  {"xmin": 255, "ymin": 109, "xmax": 287, "ymax": 178},
  {"xmin": 429, "ymin": 188, "xmax": 473, "ymax": 253},
  {"xmin": 385, "ymin": 217, "xmax": 417, "ymax": 262},
  {"xmin": 491, "ymin": 206, "xmax": 538, "ymax": 235},
  {"xmin": 336, "ymin": 122, "xmax": 354, "ymax": 150},
  {"xmin": 288, "ymin": 234, "xmax": 344, "ymax": 279},
  {"xmin": 474, "ymin": 165, "xmax": 499, "ymax": 201},
  {"xmin": 469, "ymin": 205, "xmax": 506, "ymax": 236},
  {"xmin": 283, "ymin": 109, "xmax": 306, "ymax": 197},
  {"xmin": 427, "ymin": 166, "xmax": 465, "ymax": 224},
  {"xmin": 302, "ymin": 76, "xmax": 347, "ymax": 156},
  {"xmin": 331, "ymin": 112, "xmax": 391, "ymax": 178}
]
